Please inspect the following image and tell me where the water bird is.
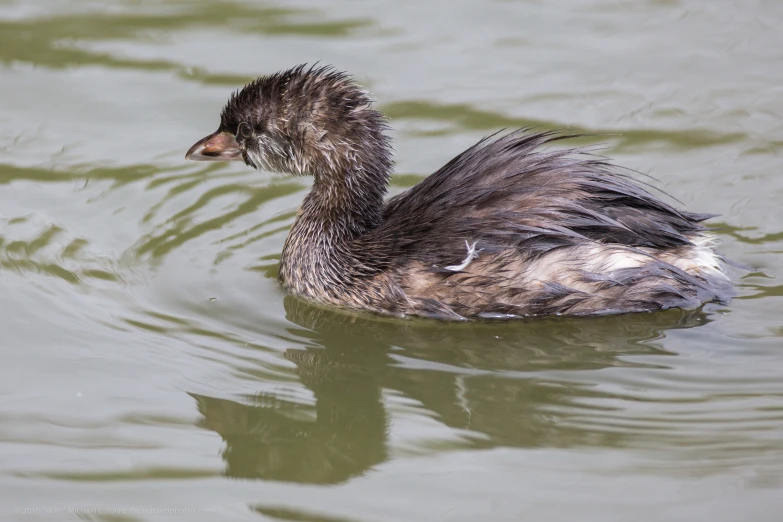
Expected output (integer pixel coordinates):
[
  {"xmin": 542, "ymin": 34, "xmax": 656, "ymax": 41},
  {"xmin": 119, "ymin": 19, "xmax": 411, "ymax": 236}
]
[{"xmin": 186, "ymin": 64, "xmax": 734, "ymax": 320}]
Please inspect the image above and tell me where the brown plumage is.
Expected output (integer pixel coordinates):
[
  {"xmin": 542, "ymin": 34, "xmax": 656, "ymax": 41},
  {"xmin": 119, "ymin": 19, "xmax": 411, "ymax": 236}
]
[{"xmin": 186, "ymin": 64, "xmax": 735, "ymax": 320}]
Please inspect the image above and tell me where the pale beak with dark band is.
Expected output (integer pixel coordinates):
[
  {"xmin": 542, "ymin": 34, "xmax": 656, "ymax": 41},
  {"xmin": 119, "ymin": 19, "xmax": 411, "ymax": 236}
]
[{"xmin": 185, "ymin": 131, "xmax": 242, "ymax": 161}]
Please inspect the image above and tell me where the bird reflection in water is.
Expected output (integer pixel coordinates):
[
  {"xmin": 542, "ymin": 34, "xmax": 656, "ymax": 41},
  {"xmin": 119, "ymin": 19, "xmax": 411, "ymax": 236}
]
[{"xmin": 192, "ymin": 296, "xmax": 714, "ymax": 484}]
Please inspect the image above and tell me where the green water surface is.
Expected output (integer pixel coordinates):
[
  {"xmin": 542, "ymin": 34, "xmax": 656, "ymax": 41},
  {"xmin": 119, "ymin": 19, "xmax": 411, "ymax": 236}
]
[{"xmin": 1, "ymin": 1, "xmax": 782, "ymax": 521}]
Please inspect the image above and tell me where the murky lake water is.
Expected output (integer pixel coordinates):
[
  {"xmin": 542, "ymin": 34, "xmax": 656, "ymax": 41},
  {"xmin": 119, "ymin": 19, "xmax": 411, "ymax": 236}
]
[{"xmin": 1, "ymin": 1, "xmax": 782, "ymax": 520}]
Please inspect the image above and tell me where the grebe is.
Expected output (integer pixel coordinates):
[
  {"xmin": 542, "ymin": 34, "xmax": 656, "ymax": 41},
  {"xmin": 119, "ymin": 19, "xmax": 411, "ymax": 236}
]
[{"xmin": 186, "ymin": 64, "xmax": 733, "ymax": 320}]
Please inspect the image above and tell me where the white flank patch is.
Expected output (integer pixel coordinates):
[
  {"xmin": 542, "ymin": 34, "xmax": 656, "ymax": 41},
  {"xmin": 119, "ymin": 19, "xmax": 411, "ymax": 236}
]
[{"xmin": 673, "ymin": 233, "xmax": 728, "ymax": 278}]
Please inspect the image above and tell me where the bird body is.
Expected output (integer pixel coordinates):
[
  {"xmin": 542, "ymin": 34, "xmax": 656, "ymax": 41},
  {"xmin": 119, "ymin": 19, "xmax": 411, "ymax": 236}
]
[{"xmin": 186, "ymin": 65, "xmax": 734, "ymax": 320}]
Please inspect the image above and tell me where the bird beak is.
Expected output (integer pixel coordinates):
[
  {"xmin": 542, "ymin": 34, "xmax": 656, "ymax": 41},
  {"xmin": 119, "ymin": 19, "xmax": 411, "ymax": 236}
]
[{"xmin": 185, "ymin": 131, "xmax": 242, "ymax": 161}]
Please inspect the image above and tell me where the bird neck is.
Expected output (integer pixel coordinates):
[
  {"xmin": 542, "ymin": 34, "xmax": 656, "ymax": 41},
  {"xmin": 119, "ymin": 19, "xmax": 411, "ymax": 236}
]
[{"xmin": 279, "ymin": 139, "xmax": 392, "ymax": 298}]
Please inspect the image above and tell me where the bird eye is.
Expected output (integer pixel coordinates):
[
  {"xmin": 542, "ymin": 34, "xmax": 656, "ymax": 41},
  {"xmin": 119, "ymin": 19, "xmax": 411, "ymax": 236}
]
[{"xmin": 237, "ymin": 122, "xmax": 253, "ymax": 139}]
